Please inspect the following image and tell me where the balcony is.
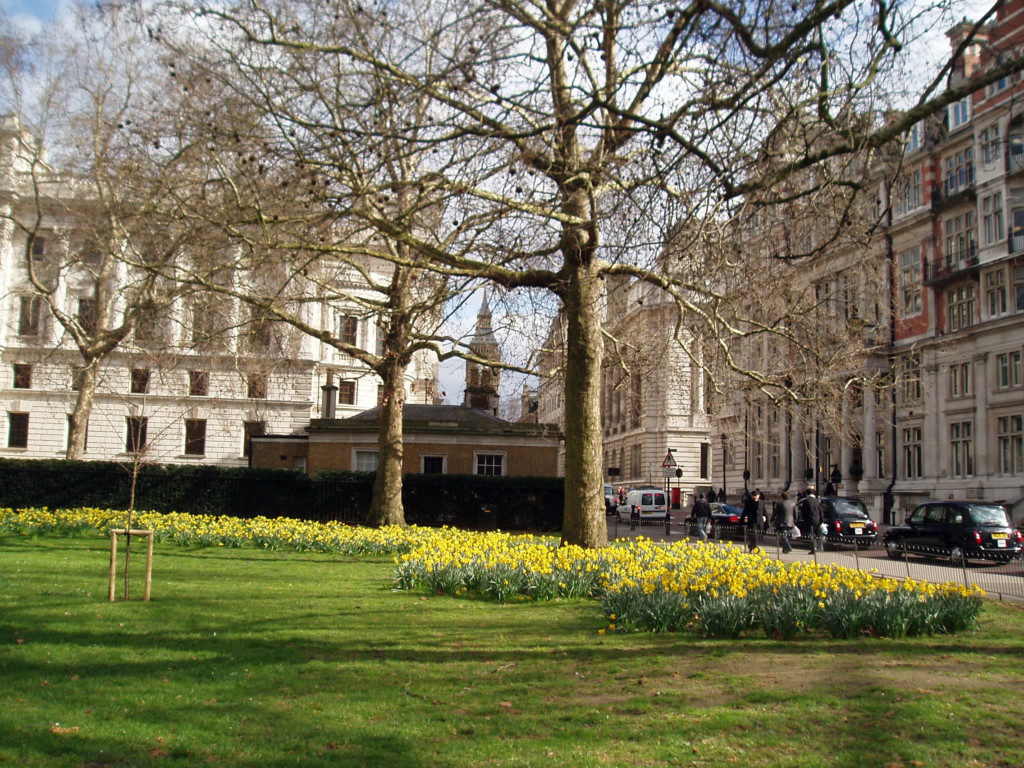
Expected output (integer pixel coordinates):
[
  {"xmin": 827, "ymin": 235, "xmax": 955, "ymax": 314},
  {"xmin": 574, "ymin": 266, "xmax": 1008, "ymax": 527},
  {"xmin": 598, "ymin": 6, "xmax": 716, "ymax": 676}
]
[
  {"xmin": 932, "ymin": 167, "xmax": 975, "ymax": 210},
  {"xmin": 1010, "ymin": 232, "xmax": 1024, "ymax": 255},
  {"xmin": 1007, "ymin": 149, "xmax": 1024, "ymax": 175},
  {"xmin": 924, "ymin": 245, "xmax": 978, "ymax": 285}
]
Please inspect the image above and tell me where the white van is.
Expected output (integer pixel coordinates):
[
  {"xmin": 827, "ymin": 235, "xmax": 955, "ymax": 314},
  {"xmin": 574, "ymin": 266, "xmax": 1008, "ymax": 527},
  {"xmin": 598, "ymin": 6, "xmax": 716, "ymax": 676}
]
[{"xmin": 616, "ymin": 488, "xmax": 668, "ymax": 522}]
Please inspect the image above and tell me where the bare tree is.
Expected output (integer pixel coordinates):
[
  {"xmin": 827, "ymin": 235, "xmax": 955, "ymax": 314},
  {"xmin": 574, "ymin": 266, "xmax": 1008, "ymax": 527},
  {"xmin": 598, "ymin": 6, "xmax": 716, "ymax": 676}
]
[
  {"xmin": 167, "ymin": 0, "xmax": 1021, "ymax": 547},
  {"xmin": 0, "ymin": 4, "xmax": 205, "ymax": 459}
]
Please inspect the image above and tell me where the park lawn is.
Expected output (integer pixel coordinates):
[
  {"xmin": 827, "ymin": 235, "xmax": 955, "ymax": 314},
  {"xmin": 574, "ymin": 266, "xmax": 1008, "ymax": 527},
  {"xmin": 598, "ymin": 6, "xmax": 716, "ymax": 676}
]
[{"xmin": 0, "ymin": 537, "xmax": 1022, "ymax": 768}]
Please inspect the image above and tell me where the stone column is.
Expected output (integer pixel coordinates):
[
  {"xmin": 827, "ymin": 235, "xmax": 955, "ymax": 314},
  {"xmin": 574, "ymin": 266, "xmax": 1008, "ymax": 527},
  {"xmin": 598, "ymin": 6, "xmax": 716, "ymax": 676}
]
[
  {"xmin": 973, "ymin": 352, "xmax": 989, "ymax": 478},
  {"xmin": 863, "ymin": 388, "xmax": 878, "ymax": 480},
  {"xmin": 840, "ymin": 392, "xmax": 853, "ymax": 490},
  {"xmin": 923, "ymin": 360, "xmax": 942, "ymax": 485},
  {"xmin": 791, "ymin": 407, "xmax": 804, "ymax": 488}
]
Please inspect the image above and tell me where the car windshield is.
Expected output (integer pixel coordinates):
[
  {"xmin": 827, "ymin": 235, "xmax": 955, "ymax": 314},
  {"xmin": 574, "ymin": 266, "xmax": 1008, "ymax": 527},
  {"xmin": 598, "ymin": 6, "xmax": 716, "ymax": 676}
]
[
  {"xmin": 830, "ymin": 499, "xmax": 869, "ymax": 519},
  {"xmin": 966, "ymin": 505, "xmax": 1010, "ymax": 526}
]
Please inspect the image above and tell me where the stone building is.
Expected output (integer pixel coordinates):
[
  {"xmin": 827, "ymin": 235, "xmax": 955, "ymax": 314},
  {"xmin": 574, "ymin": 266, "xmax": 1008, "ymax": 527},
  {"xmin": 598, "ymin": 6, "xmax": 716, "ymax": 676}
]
[{"xmin": 0, "ymin": 116, "xmax": 437, "ymax": 466}]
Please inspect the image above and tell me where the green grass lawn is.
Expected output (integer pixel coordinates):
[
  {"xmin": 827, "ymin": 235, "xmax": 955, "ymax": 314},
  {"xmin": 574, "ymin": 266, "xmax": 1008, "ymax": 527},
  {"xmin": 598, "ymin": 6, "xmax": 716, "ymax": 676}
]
[{"xmin": 1, "ymin": 537, "xmax": 1022, "ymax": 768}]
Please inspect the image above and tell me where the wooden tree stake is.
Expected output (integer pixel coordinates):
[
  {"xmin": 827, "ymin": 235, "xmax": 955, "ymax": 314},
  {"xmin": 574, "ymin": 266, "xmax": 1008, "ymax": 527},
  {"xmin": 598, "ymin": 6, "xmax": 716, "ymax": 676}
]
[{"xmin": 108, "ymin": 529, "xmax": 154, "ymax": 601}]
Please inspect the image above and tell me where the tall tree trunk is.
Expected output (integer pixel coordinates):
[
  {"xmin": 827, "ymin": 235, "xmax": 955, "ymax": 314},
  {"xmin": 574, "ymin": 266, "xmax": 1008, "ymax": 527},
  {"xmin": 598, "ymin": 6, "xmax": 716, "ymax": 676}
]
[
  {"xmin": 66, "ymin": 361, "xmax": 99, "ymax": 460},
  {"xmin": 366, "ymin": 356, "xmax": 407, "ymax": 526},
  {"xmin": 560, "ymin": 258, "xmax": 607, "ymax": 548}
]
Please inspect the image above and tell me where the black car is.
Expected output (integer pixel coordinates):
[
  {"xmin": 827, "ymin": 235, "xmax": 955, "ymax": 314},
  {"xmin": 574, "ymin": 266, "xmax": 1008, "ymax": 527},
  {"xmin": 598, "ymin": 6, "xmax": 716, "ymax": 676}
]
[
  {"xmin": 820, "ymin": 497, "xmax": 878, "ymax": 549},
  {"xmin": 686, "ymin": 503, "xmax": 743, "ymax": 539},
  {"xmin": 883, "ymin": 501, "xmax": 1024, "ymax": 565}
]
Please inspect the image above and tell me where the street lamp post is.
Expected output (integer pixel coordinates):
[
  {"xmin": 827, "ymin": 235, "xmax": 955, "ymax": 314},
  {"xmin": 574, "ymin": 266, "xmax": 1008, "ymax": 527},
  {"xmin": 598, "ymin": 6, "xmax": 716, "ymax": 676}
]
[{"xmin": 720, "ymin": 433, "xmax": 727, "ymax": 498}]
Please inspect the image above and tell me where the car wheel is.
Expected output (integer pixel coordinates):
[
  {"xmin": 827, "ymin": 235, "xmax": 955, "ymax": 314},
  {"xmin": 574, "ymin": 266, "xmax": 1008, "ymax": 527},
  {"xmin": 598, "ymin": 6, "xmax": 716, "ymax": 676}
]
[
  {"xmin": 885, "ymin": 539, "xmax": 903, "ymax": 560},
  {"xmin": 950, "ymin": 546, "xmax": 967, "ymax": 567}
]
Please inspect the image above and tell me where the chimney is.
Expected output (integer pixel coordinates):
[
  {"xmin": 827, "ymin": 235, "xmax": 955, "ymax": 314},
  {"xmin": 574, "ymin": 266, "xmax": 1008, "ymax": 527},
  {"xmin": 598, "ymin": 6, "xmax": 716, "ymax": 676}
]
[{"xmin": 320, "ymin": 371, "xmax": 337, "ymax": 419}]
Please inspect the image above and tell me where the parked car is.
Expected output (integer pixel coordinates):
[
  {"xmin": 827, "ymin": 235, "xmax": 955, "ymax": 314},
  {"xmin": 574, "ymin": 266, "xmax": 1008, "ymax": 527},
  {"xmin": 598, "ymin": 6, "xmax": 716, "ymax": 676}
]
[
  {"xmin": 883, "ymin": 501, "xmax": 1023, "ymax": 565},
  {"xmin": 820, "ymin": 497, "xmax": 878, "ymax": 549},
  {"xmin": 605, "ymin": 484, "xmax": 616, "ymax": 515},
  {"xmin": 685, "ymin": 502, "xmax": 743, "ymax": 538},
  {"xmin": 616, "ymin": 488, "xmax": 668, "ymax": 522}
]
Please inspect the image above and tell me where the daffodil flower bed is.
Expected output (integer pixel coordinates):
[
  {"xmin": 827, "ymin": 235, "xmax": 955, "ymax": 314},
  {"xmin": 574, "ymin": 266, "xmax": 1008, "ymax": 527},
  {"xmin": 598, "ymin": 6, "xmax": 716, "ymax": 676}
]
[
  {"xmin": 0, "ymin": 506, "xmax": 440, "ymax": 555},
  {"xmin": 394, "ymin": 533, "xmax": 984, "ymax": 639},
  {"xmin": 1, "ymin": 508, "xmax": 984, "ymax": 639}
]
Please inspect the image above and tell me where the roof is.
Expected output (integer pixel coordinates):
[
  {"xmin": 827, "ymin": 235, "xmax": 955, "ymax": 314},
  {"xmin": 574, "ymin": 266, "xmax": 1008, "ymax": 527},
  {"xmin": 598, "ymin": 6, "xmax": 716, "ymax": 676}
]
[{"xmin": 308, "ymin": 404, "xmax": 560, "ymax": 438}]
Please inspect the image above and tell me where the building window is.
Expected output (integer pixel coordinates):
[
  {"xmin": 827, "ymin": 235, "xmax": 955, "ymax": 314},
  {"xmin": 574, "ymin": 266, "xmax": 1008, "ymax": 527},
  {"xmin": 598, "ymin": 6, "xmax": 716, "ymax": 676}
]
[
  {"xmin": 982, "ymin": 193, "xmax": 1004, "ymax": 245},
  {"xmin": 981, "ymin": 125, "xmax": 1001, "ymax": 165},
  {"xmin": 699, "ymin": 442, "xmax": 710, "ymax": 479},
  {"xmin": 987, "ymin": 75, "xmax": 1009, "ymax": 97},
  {"xmin": 893, "ymin": 171, "xmax": 922, "ymax": 217},
  {"xmin": 66, "ymin": 414, "xmax": 88, "ymax": 452},
  {"xmin": 421, "ymin": 455, "xmax": 446, "ymax": 474},
  {"xmin": 125, "ymin": 416, "xmax": 148, "ymax": 453},
  {"xmin": 7, "ymin": 412, "xmax": 28, "ymax": 448},
  {"xmin": 948, "ymin": 97, "xmax": 971, "ymax": 130},
  {"xmin": 899, "ymin": 247, "xmax": 922, "ymax": 316},
  {"xmin": 900, "ymin": 353, "xmax": 922, "ymax": 401},
  {"xmin": 943, "ymin": 149, "xmax": 974, "ymax": 196},
  {"xmin": 1015, "ymin": 266, "xmax": 1024, "ymax": 312},
  {"xmin": 130, "ymin": 368, "xmax": 150, "ymax": 394},
  {"xmin": 902, "ymin": 426, "xmax": 922, "ymax": 479},
  {"xmin": 630, "ymin": 444, "xmax": 641, "ymax": 478},
  {"xmin": 987, "ymin": 269, "xmax": 1008, "ymax": 317},
  {"xmin": 338, "ymin": 380, "xmax": 356, "ymax": 406},
  {"xmin": 30, "ymin": 235, "xmax": 46, "ymax": 259},
  {"xmin": 997, "ymin": 415, "xmax": 1024, "ymax": 474},
  {"xmin": 949, "ymin": 421, "xmax": 974, "ymax": 477},
  {"xmin": 184, "ymin": 419, "xmax": 207, "ymax": 456},
  {"xmin": 189, "ymin": 370, "xmax": 209, "ymax": 397},
  {"xmin": 18, "ymin": 296, "xmax": 41, "ymax": 336},
  {"xmin": 949, "ymin": 362, "xmax": 972, "ymax": 398},
  {"xmin": 77, "ymin": 298, "xmax": 97, "ymax": 335},
  {"xmin": 996, "ymin": 351, "xmax": 1022, "ymax": 389},
  {"xmin": 904, "ymin": 124, "xmax": 921, "ymax": 153},
  {"xmin": 247, "ymin": 373, "xmax": 267, "ymax": 399},
  {"xmin": 946, "ymin": 284, "xmax": 975, "ymax": 332},
  {"xmin": 944, "ymin": 212, "xmax": 975, "ymax": 269},
  {"xmin": 339, "ymin": 315, "xmax": 359, "ymax": 347},
  {"xmin": 355, "ymin": 450, "xmax": 379, "ymax": 472},
  {"xmin": 12, "ymin": 364, "xmax": 32, "ymax": 389},
  {"xmin": 475, "ymin": 453, "xmax": 505, "ymax": 476},
  {"xmin": 242, "ymin": 420, "xmax": 265, "ymax": 458},
  {"xmin": 821, "ymin": 436, "xmax": 833, "ymax": 484}
]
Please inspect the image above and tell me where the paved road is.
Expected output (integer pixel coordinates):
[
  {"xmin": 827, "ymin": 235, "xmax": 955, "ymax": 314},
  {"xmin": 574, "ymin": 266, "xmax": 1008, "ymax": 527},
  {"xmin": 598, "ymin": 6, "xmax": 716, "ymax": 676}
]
[{"xmin": 607, "ymin": 515, "xmax": 1024, "ymax": 603}]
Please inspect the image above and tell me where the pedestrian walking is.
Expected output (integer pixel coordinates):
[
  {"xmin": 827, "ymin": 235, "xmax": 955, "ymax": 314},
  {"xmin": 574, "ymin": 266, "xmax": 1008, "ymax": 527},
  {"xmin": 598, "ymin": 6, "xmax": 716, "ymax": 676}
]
[
  {"xmin": 772, "ymin": 491, "xmax": 797, "ymax": 554},
  {"xmin": 706, "ymin": 488, "xmax": 717, "ymax": 504},
  {"xmin": 691, "ymin": 492, "xmax": 712, "ymax": 542},
  {"xmin": 741, "ymin": 490, "xmax": 764, "ymax": 552},
  {"xmin": 797, "ymin": 489, "xmax": 823, "ymax": 553}
]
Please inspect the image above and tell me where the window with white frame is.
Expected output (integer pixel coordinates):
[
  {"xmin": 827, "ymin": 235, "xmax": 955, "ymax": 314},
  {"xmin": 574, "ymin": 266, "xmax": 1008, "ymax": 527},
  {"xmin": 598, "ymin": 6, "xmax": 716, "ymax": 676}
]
[
  {"xmin": 987, "ymin": 75, "xmax": 1009, "ymax": 97},
  {"xmin": 987, "ymin": 269, "xmax": 1008, "ymax": 317},
  {"xmin": 949, "ymin": 98, "xmax": 971, "ymax": 130},
  {"xmin": 893, "ymin": 171, "xmax": 922, "ymax": 217},
  {"xmin": 339, "ymin": 314, "xmax": 359, "ymax": 348},
  {"xmin": 902, "ymin": 426, "xmax": 923, "ymax": 479},
  {"xmin": 17, "ymin": 296, "xmax": 41, "ymax": 336},
  {"xmin": 421, "ymin": 455, "xmax": 446, "ymax": 474},
  {"xmin": 354, "ymin": 450, "xmax": 379, "ymax": 472},
  {"xmin": 944, "ymin": 149, "xmax": 974, "ymax": 196},
  {"xmin": 899, "ymin": 247, "xmax": 922, "ymax": 316},
  {"xmin": 475, "ymin": 453, "xmax": 505, "ymax": 476},
  {"xmin": 981, "ymin": 124, "xmax": 1001, "ymax": 164},
  {"xmin": 996, "ymin": 351, "xmax": 1022, "ymax": 389},
  {"xmin": 949, "ymin": 361, "xmax": 973, "ymax": 398},
  {"xmin": 900, "ymin": 353, "xmax": 922, "ymax": 401},
  {"xmin": 949, "ymin": 421, "xmax": 974, "ymax": 477},
  {"xmin": 946, "ymin": 284, "xmax": 975, "ymax": 332},
  {"xmin": 997, "ymin": 415, "xmax": 1023, "ymax": 475},
  {"xmin": 905, "ymin": 123, "xmax": 921, "ymax": 153},
  {"xmin": 944, "ymin": 212, "xmax": 975, "ymax": 268},
  {"xmin": 983, "ymin": 193, "xmax": 1005, "ymax": 245}
]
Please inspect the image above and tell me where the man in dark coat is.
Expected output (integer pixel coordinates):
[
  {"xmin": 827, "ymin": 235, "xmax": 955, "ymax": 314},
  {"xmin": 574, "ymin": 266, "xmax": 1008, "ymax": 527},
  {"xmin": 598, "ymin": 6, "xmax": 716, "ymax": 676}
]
[
  {"xmin": 706, "ymin": 488, "xmax": 717, "ymax": 504},
  {"xmin": 797, "ymin": 489, "xmax": 824, "ymax": 553},
  {"xmin": 772, "ymin": 491, "xmax": 797, "ymax": 554},
  {"xmin": 691, "ymin": 492, "xmax": 712, "ymax": 542},
  {"xmin": 740, "ymin": 490, "xmax": 764, "ymax": 552}
]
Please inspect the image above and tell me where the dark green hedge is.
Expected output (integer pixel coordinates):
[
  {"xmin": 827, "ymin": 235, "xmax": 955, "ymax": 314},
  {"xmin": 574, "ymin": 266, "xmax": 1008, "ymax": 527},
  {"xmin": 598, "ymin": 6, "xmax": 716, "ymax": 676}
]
[{"xmin": 0, "ymin": 459, "xmax": 563, "ymax": 530}]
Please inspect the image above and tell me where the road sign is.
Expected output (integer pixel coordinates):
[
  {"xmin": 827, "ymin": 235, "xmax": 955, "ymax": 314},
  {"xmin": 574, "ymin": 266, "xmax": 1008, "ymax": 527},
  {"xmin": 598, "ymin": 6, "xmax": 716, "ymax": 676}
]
[
  {"xmin": 661, "ymin": 451, "xmax": 676, "ymax": 468},
  {"xmin": 662, "ymin": 467, "xmax": 675, "ymax": 478}
]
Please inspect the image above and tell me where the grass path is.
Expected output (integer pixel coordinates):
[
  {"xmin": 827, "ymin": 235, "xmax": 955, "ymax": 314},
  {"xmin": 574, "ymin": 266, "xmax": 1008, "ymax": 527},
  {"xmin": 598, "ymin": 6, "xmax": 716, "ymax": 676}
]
[{"xmin": 1, "ymin": 537, "xmax": 1022, "ymax": 767}]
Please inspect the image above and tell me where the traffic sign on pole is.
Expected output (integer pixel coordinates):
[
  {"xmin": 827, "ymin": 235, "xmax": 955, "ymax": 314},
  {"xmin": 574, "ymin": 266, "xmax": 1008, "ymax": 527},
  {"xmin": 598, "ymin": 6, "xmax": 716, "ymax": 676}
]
[{"xmin": 661, "ymin": 451, "xmax": 676, "ymax": 468}]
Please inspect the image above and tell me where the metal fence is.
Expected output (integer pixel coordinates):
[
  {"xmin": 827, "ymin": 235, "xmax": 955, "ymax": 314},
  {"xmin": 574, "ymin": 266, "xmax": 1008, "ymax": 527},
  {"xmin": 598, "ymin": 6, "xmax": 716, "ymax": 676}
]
[{"xmin": 609, "ymin": 516, "xmax": 1024, "ymax": 602}]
